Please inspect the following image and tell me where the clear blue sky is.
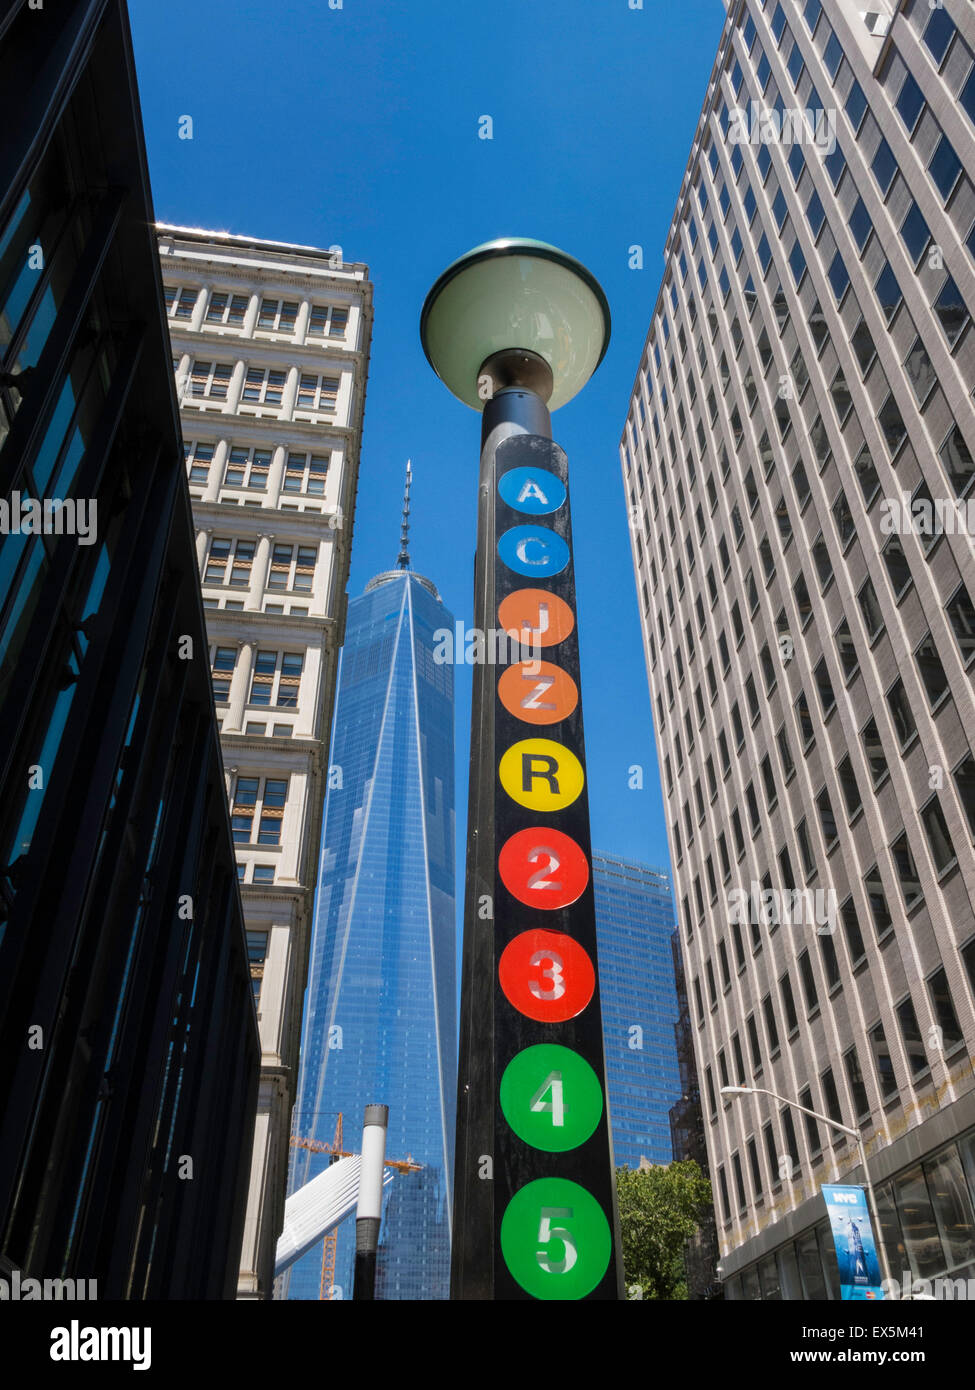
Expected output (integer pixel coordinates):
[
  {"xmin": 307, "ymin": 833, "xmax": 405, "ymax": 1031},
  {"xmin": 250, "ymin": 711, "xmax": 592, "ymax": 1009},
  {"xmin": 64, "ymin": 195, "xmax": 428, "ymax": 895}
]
[{"xmin": 128, "ymin": 0, "xmax": 726, "ymax": 907}]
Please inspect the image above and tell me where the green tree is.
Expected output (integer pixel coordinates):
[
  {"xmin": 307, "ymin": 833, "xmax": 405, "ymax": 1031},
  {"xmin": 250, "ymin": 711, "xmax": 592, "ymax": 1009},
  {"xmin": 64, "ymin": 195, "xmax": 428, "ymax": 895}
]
[{"xmin": 616, "ymin": 1159, "xmax": 712, "ymax": 1300}]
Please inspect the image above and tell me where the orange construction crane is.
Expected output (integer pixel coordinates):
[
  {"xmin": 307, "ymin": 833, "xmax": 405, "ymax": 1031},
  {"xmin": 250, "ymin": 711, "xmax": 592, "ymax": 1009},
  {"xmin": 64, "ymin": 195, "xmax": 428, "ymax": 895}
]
[{"xmin": 290, "ymin": 1115, "xmax": 421, "ymax": 1300}]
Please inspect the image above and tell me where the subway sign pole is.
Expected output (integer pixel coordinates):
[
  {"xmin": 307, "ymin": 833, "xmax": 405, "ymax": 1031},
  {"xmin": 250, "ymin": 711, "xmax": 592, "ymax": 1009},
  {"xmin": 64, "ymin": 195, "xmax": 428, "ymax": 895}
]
[{"xmin": 421, "ymin": 239, "xmax": 623, "ymax": 1300}]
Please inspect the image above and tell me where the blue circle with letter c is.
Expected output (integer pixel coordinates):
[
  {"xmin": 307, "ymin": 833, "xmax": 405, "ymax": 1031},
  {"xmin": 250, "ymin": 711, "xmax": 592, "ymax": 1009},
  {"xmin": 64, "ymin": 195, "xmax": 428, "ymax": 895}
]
[
  {"xmin": 498, "ymin": 525, "xmax": 569, "ymax": 578},
  {"xmin": 498, "ymin": 467, "xmax": 567, "ymax": 515}
]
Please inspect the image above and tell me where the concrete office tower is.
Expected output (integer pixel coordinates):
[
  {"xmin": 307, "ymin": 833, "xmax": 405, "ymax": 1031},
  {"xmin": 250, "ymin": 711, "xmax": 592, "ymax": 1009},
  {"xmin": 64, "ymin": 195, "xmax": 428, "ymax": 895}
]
[
  {"xmin": 621, "ymin": 0, "xmax": 975, "ymax": 1298},
  {"xmin": 159, "ymin": 226, "xmax": 373, "ymax": 1298},
  {"xmin": 591, "ymin": 854, "xmax": 682, "ymax": 1167},
  {"xmin": 286, "ymin": 483, "xmax": 456, "ymax": 1301}
]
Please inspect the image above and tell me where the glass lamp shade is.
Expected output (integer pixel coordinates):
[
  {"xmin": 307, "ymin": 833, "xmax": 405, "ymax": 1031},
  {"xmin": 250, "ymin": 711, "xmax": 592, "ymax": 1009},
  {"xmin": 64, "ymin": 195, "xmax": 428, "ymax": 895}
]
[{"xmin": 420, "ymin": 238, "xmax": 611, "ymax": 411}]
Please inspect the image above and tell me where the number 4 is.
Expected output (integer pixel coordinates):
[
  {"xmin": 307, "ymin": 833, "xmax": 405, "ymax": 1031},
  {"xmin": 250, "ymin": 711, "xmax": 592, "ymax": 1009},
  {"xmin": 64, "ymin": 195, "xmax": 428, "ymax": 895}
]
[
  {"xmin": 537, "ymin": 1207, "xmax": 577, "ymax": 1274},
  {"xmin": 529, "ymin": 1071, "xmax": 566, "ymax": 1126}
]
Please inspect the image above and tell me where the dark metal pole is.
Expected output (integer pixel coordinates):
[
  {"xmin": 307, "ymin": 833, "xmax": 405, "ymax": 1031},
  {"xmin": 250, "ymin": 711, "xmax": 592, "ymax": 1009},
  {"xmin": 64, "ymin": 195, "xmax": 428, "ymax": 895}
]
[{"xmin": 452, "ymin": 385, "xmax": 552, "ymax": 1300}]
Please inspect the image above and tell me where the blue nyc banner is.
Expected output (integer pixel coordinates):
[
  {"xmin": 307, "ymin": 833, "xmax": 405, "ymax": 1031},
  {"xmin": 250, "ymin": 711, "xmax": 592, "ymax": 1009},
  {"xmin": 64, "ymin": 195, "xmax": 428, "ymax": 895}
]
[{"xmin": 821, "ymin": 1184, "xmax": 885, "ymax": 1300}]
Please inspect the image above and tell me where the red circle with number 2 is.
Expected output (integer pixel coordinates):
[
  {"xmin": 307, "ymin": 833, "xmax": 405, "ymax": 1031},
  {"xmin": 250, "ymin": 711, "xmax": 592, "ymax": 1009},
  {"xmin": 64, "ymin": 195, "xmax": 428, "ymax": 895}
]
[
  {"xmin": 499, "ymin": 930, "xmax": 595, "ymax": 1023},
  {"xmin": 498, "ymin": 827, "xmax": 589, "ymax": 910}
]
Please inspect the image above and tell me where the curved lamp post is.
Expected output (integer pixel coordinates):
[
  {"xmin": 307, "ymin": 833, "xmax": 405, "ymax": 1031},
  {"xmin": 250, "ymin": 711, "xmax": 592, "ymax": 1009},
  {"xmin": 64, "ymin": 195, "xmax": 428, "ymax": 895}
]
[{"xmin": 422, "ymin": 239, "xmax": 621, "ymax": 1301}]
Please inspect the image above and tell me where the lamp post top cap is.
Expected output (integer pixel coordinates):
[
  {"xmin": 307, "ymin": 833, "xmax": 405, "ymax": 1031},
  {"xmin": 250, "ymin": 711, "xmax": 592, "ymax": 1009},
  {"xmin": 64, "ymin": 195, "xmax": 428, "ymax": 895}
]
[{"xmin": 420, "ymin": 237, "xmax": 611, "ymax": 412}]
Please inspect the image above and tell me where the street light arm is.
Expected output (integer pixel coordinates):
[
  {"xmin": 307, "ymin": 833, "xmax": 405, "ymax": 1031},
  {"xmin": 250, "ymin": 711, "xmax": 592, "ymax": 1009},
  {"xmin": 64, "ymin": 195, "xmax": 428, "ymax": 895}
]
[{"xmin": 735, "ymin": 1085, "xmax": 859, "ymax": 1141}]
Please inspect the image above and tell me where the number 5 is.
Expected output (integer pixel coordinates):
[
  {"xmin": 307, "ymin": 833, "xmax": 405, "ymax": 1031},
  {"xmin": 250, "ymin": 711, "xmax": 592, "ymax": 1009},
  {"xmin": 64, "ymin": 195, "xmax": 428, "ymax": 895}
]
[{"xmin": 537, "ymin": 1206, "xmax": 577, "ymax": 1274}]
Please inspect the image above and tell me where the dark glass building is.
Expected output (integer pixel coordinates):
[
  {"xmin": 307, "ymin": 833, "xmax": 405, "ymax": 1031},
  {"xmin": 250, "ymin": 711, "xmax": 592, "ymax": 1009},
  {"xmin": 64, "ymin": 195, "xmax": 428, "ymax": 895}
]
[
  {"xmin": 591, "ymin": 853, "xmax": 683, "ymax": 1168},
  {"xmin": 287, "ymin": 560, "xmax": 456, "ymax": 1301},
  {"xmin": 0, "ymin": 0, "xmax": 258, "ymax": 1298}
]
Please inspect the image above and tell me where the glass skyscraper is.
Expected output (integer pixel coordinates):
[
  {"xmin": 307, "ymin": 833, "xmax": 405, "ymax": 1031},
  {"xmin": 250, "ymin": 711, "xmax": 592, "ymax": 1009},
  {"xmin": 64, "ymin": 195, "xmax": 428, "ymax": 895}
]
[
  {"xmin": 287, "ymin": 536, "xmax": 456, "ymax": 1300},
  {"xmin": 592, "ymin": 853, "xmax": 683, "ymax": 1168}
]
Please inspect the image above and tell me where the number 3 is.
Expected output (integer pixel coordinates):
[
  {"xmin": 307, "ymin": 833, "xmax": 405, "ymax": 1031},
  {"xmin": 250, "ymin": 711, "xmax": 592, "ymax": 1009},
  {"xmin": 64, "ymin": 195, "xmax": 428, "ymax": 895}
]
[
  {"xmin": 528, "ymin": 949, "xmax": 566, "ymax": 1001},
  {"xmin": 537, "ymin": 1207, "xmax": 577, "ymax": 1274}
]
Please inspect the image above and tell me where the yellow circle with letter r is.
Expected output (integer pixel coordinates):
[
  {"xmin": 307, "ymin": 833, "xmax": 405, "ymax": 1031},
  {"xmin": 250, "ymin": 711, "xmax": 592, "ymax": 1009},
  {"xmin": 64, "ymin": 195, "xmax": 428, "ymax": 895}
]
[{"xmin": 498, "ymin": 738, "xmax": 584, "ymax": 812}]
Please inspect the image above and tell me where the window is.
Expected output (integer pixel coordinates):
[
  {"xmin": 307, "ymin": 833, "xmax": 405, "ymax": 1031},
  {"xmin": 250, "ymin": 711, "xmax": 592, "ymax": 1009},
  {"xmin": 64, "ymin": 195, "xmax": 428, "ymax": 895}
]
[
  {"xmin": 189, "ymin": 359, "xmax": 233, "ymax": 400},
  {"xmin": 267, "ymin": 542, "xmax": 318, "ymax": 592},
  {"xmin": 229, "ymin": 444, "xmax": 271, "ymax": 491},
  {"xmin": 929, "ymin": 135, "xmax": 961, "ymax": 200},
  {"xmin": 864, "ymin": 864, "xmax": 893, "ymax": 936},
  {"xmin": 820, "ymin": 931, "xmax": 840, "ymax": 991},
  {"xmin": 859, "ymin": 578, "xmax": 885, "ymax": 640},
  {"xmin": 934, "ymin": 276, "xmax": 969, "ymax": 349},
  {"xmin": 257, "ymin": 298, "xmax": 299, "ymax": 332},
  {"xmin": 204, "ymin": 535, "xmax": 255, "ymax": 587},
  {"xmin": 169, "ymin": 287, "xmax": 196, "ymax": 320},
  {"xmin": 821, "ymin": 1066, "xmax": 842, "ymax": 1126},
  {"xmin": 800, "ymin": 1086, "xmax": 821, "ymax": 1154},
  {"xmin": 956, "ymin": 754, "xmax": 975, "ymax": 836},
  {"xmin": 781, "ymin": 1109, "xmax": 800, "ymax": 1179},
  {"xmin": 780, "ymin": 972, "xmax": 799, "ymax": 1035},
  {"xmin": 206, "ymin": 290, "xmax": 249, "ymax": 325},
  {"xmin": 834, "ymin": 619, "xmax": 857, "ymax": 677},
  {"xmin": 940, "ymin": 424, "xmax": 974, "ymax": 497},
  {"xmin": 845, "ymin": 1046, "xmax": 871, "ymax": 1119},
  {"xmin": 797, "ymin": 817, "xmax": 816, "ymax": 877},
  {"xmin": 921, "ymin": 795, "xmax": 956, "ymax": 874},
  {"xmin": 817, "ymin": 785, "xmax": 838, "ymax": 847},
  {"xmin": 895, "ymin": 71, "xmax": 925, "ymax": 133},
  {"xmin": 763, "ymin": 994, "xmax": 780, "ymax": 1054},
  {"xmin": 258, "ymin": 777, "xmax": 288, "ymax": 844},
  {"xmin": 795, "ymin": 690, "xmax": 815, "ymax": 749},
  {"xmin": 283, "ymin": 451, "xmax": 330, "ymax": 495},
  {"xmin": 210, "ymin": 646, "xmax": 236, "ymax": 702},
  {"xmin": 900, "ymin": 202, "xmax": 931, "ymax": 266},
  {"xmin": 869, "ymin": 1021, "xmax": 898, "ymax": 1101},
  {"xmin": 837, "ymin": 756, "xmax": 861, "ymax": 817},
  {"xmin": 249, "ymin": 650, "xmax": 304, "ymax": 707},
  {"xmin": 915, "ymin": 633, "xmax": 949, "ymax": 706},
  {"xmin": 928, "ymin": 967, "xmax": 964, "ymax": 1052},
  {"xmin": 747, "ymin": 1013, "xmax": 762, "ymax": 1069},
  {"xmin": 904, "ymin": 335, "xmax": 936, "ymax": 402},
  {"xmin": 185, "ymin": 440, "xmax": 214, "ymax": 485},
  {"xmin": 296, "ymin": 372, "xmax": 340, "ymax": 413},
  {"xmin": 777, "ymin": 725, "xmax": 795, "ymax": 778},
  {"xmin": 882, "ymin": 534, "xmax": 912, "ymax": 598},
  {"xmin": 242, "ymin": 366, "xmax": 286, "ymax": 407},
  {"xmin": 922, "ymin": 5, "xmax": 955, "ymax": 63},
  {"xmin": 872, "ymin": 138, "xmax": 897, "ymax": 195},
  {"xmin": 862, "ymin": 717, "xmax": 887, "ymax": 785},
  {"xmin": 841, "ymin": 898, "xmax": 866, "ymax": 966},
  {"xmin": 874, "ymin": 261, "xmax": 902, "ymax": 325},
  {"xmin": 813, "ymin": 657, "xmax": 835, "ymax": 716},
  {"xmin": 896, "ymin": 996, "xmax": 928, "ymax": 1078},
  {"xmin": 309, "ymin": 303, "xmax": 349, "ymax": 337},
  {"xmin": 798, "ymin": 950, "xmax": 819, "ymax": 1014}
]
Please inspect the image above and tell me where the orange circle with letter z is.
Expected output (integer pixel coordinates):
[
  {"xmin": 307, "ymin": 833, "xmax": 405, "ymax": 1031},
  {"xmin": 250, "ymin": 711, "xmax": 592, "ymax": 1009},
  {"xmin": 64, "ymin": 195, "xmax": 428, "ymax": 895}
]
[
  {"xmin": 498, "ymin": 659, "xmax": 578, "ymax": 726},
  {"xmin": 497, "ymin": 589, "xmax": 575, "ymax": 650}
]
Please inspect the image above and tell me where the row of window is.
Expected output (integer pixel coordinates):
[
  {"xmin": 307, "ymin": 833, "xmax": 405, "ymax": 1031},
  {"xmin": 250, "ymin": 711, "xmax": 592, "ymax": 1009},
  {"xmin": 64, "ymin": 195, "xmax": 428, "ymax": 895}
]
[
  {"xmin": 203, "ymin": 536, "xmax": 318, "ymax": 593},
  {"xmin": 165, "ymin": 284, "xmax": 350, "ymax": 339},
  {"xmin": 176, "ymin": 357, "xmax": 340, "ymax": 414},
  {"xmin": 210, "ymin": 646, "xmax": 305, "ymax": 708},
  {"xmin": 185, "ymin": 440, "xmax": 330, "ymax": 495}
]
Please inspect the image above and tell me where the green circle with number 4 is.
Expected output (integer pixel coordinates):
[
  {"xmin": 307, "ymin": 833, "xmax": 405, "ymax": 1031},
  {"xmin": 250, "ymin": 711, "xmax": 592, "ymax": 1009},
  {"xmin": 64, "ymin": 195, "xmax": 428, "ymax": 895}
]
[
  {"xmin": 501, "ymin": 1178, "xmax": 612, "ymax": 1300},
  {"xmin": 500, "ymin": 1044, "xmax": 603, "ymax": 1151}
]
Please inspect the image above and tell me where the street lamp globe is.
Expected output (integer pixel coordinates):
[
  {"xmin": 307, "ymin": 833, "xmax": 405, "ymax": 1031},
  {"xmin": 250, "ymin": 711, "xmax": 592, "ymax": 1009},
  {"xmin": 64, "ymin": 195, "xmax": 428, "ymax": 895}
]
[{"xmin": 420, "ymin": 237, "xmax": 611, "ymax": 411}]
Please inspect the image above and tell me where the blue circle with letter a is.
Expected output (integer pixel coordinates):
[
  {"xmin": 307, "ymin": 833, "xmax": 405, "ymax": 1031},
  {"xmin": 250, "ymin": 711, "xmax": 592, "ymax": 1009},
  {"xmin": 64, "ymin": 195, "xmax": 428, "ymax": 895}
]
[
  {"xmin": 498, "ymin": 466, "xmax": 567, "ymax": 516},
  {"xmin": 498, "ymin": 525, "xmax": 569, "ymax": 578}
]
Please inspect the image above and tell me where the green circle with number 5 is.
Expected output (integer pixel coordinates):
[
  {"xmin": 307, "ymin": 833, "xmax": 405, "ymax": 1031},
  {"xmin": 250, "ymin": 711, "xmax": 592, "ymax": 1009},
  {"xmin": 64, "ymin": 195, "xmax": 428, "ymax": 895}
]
[
  {"xmin": 501, "ymin": 1178, "xmax": 612, "ymax": 1300},
  {"xmin": 500, "ymin": 1044, "xmax": 603, "ymax": 1151}
]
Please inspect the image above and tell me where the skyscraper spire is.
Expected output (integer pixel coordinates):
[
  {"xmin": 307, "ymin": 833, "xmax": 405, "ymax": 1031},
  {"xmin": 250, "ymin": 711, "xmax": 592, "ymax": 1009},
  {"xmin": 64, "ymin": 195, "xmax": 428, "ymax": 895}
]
[{"xmin": 397, "ymin": 458, "xmax": 412, "ymax": 569}]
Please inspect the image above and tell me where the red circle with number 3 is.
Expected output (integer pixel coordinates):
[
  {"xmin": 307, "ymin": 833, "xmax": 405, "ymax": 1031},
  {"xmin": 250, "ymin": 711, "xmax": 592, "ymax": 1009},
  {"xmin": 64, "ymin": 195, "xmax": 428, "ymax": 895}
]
[
  {"xmin": 499, "ymin": 930, "xmax": 595, "ymax": 1023},
  {"xmin": 498, "ymin": 827, "xmax": 589, "ymax": 910}
]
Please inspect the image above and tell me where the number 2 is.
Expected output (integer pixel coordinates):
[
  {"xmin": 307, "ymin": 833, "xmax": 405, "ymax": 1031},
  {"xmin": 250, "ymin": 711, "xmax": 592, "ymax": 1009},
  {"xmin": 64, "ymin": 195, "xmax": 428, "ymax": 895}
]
[{"xmin": 526, "ymin": 845, "xmax": 563, "ymax": 892}]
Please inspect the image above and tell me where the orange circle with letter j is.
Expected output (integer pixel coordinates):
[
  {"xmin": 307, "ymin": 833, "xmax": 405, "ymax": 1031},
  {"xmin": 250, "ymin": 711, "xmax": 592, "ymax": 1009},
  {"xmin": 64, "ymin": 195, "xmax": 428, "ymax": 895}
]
[
  {"xmin": 498, "ymin": 659, "xmax": 578, "ymax": 726},
  {"xmin": 497, "ymin": 589, "xmax": 574, "ymax": 650}
]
